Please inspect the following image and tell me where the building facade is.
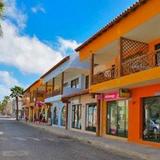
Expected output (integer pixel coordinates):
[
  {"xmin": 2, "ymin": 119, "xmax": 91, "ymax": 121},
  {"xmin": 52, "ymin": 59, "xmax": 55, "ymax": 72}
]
[{"xmin": 76, "ymin": 0, "xmax": 160, "ymax": 147}]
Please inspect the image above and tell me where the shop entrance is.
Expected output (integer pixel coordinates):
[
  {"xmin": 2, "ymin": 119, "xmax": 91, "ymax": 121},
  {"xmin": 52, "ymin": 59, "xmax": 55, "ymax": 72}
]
[{"xmin": 107, "ymin": 100, "xmax": 128, "ymax": 137}]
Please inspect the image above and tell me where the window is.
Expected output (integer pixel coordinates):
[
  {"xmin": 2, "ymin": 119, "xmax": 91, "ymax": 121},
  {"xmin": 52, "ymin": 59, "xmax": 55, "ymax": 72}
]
[
  {"xmin": 71, "ymin": 78, "xmax": 79, "ymax": 88},
  {"xmin": 85, "ymin": 75, "xmax": 89, "ymax": 89},
  {"xmin": 72, "ymin": 105, "xmax": 82, "ymax": 129},
  {"xmin": 143, "ymin": 97, "xmax": 160, "ymax": 143},
  {"xmin": 107, "ymin": 100, "xmax": 128, "ymax": 137},
  {"xmin": 53, "ymin": 107, "xmax": 58, "ymax": 125},
  {"xmin": 61, "ymin": 106, "xmax": 66, "ymax": 126},
  {"xmin": 86, "ymin": 104, "xmax": 97, "ymax": 132},
  {"xmin": 155, "ymin": 43, "xmax": 160, "ymax": 66}
]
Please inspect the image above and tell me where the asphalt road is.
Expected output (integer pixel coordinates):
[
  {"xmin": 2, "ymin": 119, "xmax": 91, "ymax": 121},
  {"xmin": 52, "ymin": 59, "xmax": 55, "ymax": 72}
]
[{"xmin": 0, "ymin": 118, "xmax": 141, "ymax": 160}]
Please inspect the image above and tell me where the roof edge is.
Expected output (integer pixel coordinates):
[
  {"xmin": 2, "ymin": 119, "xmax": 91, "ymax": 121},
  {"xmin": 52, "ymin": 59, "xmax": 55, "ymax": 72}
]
[{"xmin": 75, "ymin": 0, "xmax": 148, "ymax": 52}]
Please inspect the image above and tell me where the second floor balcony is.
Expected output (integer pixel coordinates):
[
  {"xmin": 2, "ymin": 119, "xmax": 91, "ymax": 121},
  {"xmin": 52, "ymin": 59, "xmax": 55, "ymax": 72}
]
[
  {"xmin": 45, "ymin": 88, "xmax": 61, "ymax": 98},
  {"xmin": 92, "ymin": 51, "xmax": 160, "ymax": 85},
  {"xmin": 91, "ymin": 37, "xmax": 160, "ymax": 85}
]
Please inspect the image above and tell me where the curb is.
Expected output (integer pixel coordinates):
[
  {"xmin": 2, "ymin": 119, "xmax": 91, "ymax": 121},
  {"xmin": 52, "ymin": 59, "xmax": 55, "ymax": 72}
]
[{"xmin": 20, "ymin": 121, "xmax": 154, "ymax": 160}]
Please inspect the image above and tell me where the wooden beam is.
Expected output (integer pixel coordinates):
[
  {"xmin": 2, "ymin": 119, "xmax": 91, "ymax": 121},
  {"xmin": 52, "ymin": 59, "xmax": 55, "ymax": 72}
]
[
  {"xmin": 65, "ymin": 103, "xmax": 68, "ymax": 130},
  {"xmin": 90, "ymin": 54, "xmax": 94, "ymax": 85},
  {"xmin": 96, "ymin": 98, "xmax": 101, "ymax": 136},
  {"xmin": 61, "ymin": 72, "xmax": 64, "ymax": 94},
  {"xmin": 52, "ymin": 78, "xmax": 55, "ymax": 96},
  {"xmin": 45, "ymin": 82, "xmax": 48, "ymax": 98}
]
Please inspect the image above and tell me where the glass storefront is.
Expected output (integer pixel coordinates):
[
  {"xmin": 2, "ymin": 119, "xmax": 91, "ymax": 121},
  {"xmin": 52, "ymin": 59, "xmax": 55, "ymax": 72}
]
[
  {"xmin": 72, "ymin": 105, "xmax": 82, "ymax": 129},
  {"xmin": 86, "ymin": 104, "xmax": 97, "ymax": 132},
  {"xmin": 53, "ymin": 107, "xmax": 58, "ymax": 125},
  {"xmin": 107, "ymin": 100, "xmax": 128, "ymax": 137},
  {"xmin": 143, "ymin": 96, "xmax": 160, "ymax": 142},
  {"xmin": 61, "ymin": 106, "xmax": 66, "ymax": 126}
]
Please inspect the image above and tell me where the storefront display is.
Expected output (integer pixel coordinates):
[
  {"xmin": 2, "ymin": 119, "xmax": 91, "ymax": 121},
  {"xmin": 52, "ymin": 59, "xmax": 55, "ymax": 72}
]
[
  {"xmin": 143, "ymin": 96, "xmax": 160, "ymax": 142},
  {"xmin": 53, "ymin": 107, "xmax": 58, "ymax": 125},
  {"xmin": 86, "ymin": 104, "xmax": 97, "ymax": 132},
  {"xmin": 61, "ymin": 106, "xmax": 66, "ymax": 126},
  {"xmin": 72, "ymin": 104, "xmax": 82, "ymax": 129},
  {"xmin": 107, "ymin": 100, "xmax": 128, "ymax": 137}
]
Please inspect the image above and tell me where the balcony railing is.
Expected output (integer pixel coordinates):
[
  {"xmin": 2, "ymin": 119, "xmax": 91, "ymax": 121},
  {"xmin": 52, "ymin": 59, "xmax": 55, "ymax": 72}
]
[
  {"xmin": 92, "ymin": 52, "xmax": 160, "ymax": 85},
  {"xmin": 122, "ymin": 52, "xmax": 159, "ymax": 75},
  {"xmin": 45, "ymin": 89, "xmax": 61, "ymax": 98},
  {"xmin": 92, "ymin": 67, "xmax": 119, "ymax": 84}
]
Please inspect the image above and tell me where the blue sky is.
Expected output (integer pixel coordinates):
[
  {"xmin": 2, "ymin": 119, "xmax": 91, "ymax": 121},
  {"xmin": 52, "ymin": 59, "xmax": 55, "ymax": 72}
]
[{"xmin": 0, "ymin": 0, "xmax": 137, "ymax": 100}]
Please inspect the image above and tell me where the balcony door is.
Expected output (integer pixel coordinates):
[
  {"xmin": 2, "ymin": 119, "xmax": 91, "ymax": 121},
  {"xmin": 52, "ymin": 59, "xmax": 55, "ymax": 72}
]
[{"xmin": 107, "ymin": 100, "xmax": 128, "ymax": 137}]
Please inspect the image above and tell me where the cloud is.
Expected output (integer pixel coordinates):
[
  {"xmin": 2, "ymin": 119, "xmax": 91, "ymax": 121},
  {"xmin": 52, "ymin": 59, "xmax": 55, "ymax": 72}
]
[
  {"xmin": 4, "ymin": 0, "xmax": 27, "ymax": 29},
  {"xmin": 0, "ymin": 1, "xmax": 81, "ymax": 75},
  {"xmin": 57, "ymin": 37, "xmax": 81, "ymax": 56},
  {"xmin": 31, "ymin": 4, "xmax": 46, "ymax": 14},
  {"xmin": 0, "ymin": 21, "xmax": 63, "ymax": 74},
  {"xmin": 0, "ymin": 71, "xmax": 22, "ymax": 100}
]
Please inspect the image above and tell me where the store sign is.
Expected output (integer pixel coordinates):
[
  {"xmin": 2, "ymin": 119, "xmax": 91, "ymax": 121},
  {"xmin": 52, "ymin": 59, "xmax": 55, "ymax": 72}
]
[
  {"xmin": 104, "ymin": 92, "xmax": 119, "ymax": 101},
  {"xmin": 119, "ymin": 88, "xmax": 130, "ymax": 98}
]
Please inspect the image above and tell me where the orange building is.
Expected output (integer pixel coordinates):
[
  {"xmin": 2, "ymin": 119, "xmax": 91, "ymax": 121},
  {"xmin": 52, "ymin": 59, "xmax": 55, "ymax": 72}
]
[
  {"xmin": 23, "ymin": 79, "xmax": 49, "ymax": 123},
  {"xmin": 76, "ymin": 0, "xmax": 160, "ymax": 147}
]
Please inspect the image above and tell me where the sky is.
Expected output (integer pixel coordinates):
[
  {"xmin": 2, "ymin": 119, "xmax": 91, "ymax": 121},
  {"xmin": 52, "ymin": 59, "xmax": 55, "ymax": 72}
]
[{"xmin": 0, "ymin": 0, "xmax": 137, "ymax": 100}]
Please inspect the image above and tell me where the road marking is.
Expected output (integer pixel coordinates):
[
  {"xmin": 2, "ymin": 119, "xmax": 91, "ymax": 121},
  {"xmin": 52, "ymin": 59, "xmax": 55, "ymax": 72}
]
[
  {"xmin": 44, "ymin": 138, "xmax": 56, "ymax": 142},
  {"xmin": 13, "ymin": 137, "xmax": 26, "ymax": 141},
  {"xmin": 0, "ymin": 131, "xmax": 4, "ymax": 135},
  {"xmin": 27, "ymin": 137, "xmax": 40, "ymax": 141},
  {"xmin": 1, "ymin": 151, "xmax": 29, "ymax": 157}
]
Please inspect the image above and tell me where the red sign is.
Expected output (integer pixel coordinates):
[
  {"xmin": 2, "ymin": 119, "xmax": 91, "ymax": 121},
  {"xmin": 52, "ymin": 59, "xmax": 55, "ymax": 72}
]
[{"xmin": 104, "ymin": 92, "xmax": 119, "ymax": 101}]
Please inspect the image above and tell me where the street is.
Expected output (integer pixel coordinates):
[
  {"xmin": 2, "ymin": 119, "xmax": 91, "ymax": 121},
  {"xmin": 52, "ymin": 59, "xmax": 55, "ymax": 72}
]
[{"xmin": 0, "ymin": 118, "xmax": 141, "ymax": 160}]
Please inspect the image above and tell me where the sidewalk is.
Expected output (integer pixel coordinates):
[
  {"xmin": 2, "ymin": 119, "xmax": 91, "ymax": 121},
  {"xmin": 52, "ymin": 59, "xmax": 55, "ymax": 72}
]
[{"xmin": 21, "ymin": 121, "xmax": 160, "ymax": 160}]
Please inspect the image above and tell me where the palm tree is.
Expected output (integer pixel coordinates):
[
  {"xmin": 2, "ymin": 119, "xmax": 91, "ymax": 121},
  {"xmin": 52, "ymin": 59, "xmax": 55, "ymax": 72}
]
[
  {"xmin": 0, "ymin": 96, "xmax": 10, "ymax": 114},
  {"xmin": 10, "ymin": 86, "xmax": 24, "ymax": 121}
]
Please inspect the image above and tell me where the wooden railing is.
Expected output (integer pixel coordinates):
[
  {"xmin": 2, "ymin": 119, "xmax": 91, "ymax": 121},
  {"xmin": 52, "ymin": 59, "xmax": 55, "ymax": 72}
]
[
  {"xmin": 92, "ymin": 52, "xmax": 160, "ymax": 85},
  {"xmin": 122, "ymin": 52, "xmax": 159, "ymax": 76},
  {"xmin": 45, "ymin": 89, "xmax": 61, "ymax": 98},
  {"xmin": 92, "ymin": 67, "xmax": 119, "ymax": 84}
]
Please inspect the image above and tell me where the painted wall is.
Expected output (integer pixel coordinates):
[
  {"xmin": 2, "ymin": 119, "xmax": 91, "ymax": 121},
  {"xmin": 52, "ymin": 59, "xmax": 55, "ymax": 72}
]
[{"xmin": 128, "ymin": 84, "xmax": 160, "ymax": 147}]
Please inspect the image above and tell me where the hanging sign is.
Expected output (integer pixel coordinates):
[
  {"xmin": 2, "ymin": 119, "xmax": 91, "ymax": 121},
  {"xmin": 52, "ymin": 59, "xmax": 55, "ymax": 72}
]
[{"xmin": 119, "ymin": 88, "xmax": 130, "ymax": 98}]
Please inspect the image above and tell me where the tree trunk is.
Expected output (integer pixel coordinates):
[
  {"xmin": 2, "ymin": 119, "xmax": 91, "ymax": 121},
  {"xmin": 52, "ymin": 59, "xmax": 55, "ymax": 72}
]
[{"xmin": 16, "ymin": 96, "xmax": 19, "ymax": 121}]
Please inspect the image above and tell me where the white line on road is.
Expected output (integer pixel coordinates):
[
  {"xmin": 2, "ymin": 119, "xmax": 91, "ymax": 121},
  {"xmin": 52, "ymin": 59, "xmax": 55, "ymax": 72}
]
[
  {"xmin": 1, "ymin": 151, "xmax": 29, "ymax": 157},
  {"xmin": 27, "ymin": 137, "xmax": 41, "ymax": 141},
  {"xmin": 12, "ymin": 137, "xmax": 27, "ymax": 141}
]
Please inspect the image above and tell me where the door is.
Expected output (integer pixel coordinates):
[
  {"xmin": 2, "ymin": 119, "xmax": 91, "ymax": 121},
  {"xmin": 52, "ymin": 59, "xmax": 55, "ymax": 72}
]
[{"xmin": 107, "ymin": 100, "xmax": 128, "ymax": 137}]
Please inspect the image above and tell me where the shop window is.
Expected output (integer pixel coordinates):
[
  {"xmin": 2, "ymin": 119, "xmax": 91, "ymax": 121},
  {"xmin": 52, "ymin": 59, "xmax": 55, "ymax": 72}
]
[
  {"xmin": 143, "ymin": 97, "xmax": 160, "ymax": 143},
  {"xmin": 155, "ymin": 43, "xmax": 160, "ymax": 66},
  {"xmin": 71, "ymin": 78, "xmax": 79, "ymax": 88},
  {"xmin": 72, "ymin": 105, "xmax": 82, "ymax": 129},
  {"xmin": 61, "ymin": 106, "xmax": 66, "ymax": 126},
  {"xmin": 86, "ymin": 104, "xmax": 97, "ymax": 132},
  {"xmin": 107, "ymin": 100, "xmax": 128, "ymax": 137},
  {"xmin": 85, "ymin": 75, "xmax": 89, "ymax": 89},
  {"xmin": 53, "ymin": 107, "xmax": 58, "ymax": 125}
]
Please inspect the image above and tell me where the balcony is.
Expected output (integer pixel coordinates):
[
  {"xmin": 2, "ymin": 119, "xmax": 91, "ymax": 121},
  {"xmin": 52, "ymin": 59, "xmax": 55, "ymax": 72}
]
[
  {"xmin": 63, "ymin": 87, "xmax": 81, "ymax": 97},
  {"xmin": 92, "ymin": 52, "xmax": 160, "ymax": 85},
  {"xmin": 45, "ymin": 88, "xmax": 61, "ymax": 98}
]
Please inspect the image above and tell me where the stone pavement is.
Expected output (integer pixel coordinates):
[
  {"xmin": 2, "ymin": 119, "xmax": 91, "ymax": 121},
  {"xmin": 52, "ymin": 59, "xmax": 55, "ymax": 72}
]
[{"xmin": 21, "ymin": 121, "xmax": 160, "ymax": 160}]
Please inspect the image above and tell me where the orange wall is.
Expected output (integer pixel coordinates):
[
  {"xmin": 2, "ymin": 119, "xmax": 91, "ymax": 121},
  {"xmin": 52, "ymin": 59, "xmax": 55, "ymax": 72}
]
[{"xmin": 129, "ymin": 84, "xmax": 160, "ymax": 147}]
